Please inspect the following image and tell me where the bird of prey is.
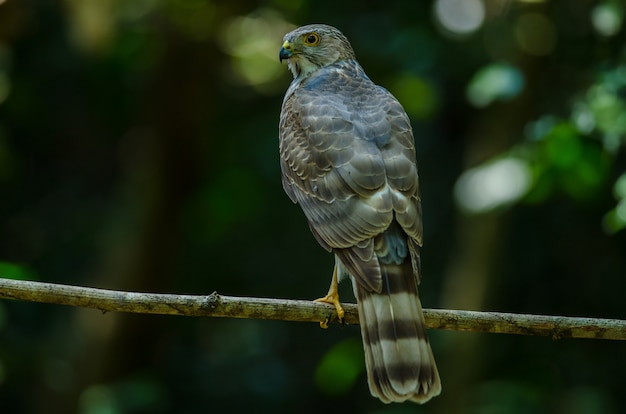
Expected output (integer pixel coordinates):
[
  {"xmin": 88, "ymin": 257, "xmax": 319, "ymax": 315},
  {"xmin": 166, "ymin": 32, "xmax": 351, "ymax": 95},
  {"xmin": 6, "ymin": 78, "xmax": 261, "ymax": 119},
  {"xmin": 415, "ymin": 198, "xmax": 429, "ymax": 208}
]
[{"xmin": 278, "ymin": 24, "xmax": 441, "ymax": 404}]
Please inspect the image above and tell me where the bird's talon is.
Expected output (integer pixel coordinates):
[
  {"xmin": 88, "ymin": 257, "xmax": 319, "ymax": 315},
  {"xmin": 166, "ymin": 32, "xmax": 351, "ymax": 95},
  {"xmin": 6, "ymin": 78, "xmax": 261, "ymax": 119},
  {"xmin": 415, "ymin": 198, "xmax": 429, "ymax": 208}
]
[
  {"xmin": 336, "ymin": 306, "xmax": 345, "ymax": 320},
  {"xmin": 314, "ymin": 294, "xmax": 345, "ymax": 326},
  {"xmin": 319, "ymin": 317, "xmax": 330, "ymax": 329},
  {"xmin": 314, "ymin": 265, "xmax": 344, "ymax": 327}
]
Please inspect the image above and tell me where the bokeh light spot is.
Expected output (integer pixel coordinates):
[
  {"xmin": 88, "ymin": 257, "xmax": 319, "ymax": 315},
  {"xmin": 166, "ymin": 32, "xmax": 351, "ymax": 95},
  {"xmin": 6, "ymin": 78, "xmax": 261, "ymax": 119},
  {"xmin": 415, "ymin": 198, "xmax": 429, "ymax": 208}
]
[
  {"xmin": 613, "ymin": 173, "xmax": 626, "ymax": 200},
  {"xmin": 591, "ymin": 3, "xmax": 623, "ymax": 37},
  {"xmin": 467, "ymin": 63, "xmax": 524, "ymax": 108},
  {"xmin": 571, "ymin": 103, "xmax": 596, "ymax": 134},
  {"xmin": 454, "ymin": 157, "xmax": 532, "ymax": 214},
  {"xmin": 64, "ymin": 0, "xmax": 116, "ymax": 53},
  {"xmin": 220, "ymin": 9, "xmax": 294, "ymax": 92},
  {"xmin": 434, "ymin": 0, "xmax": 485, "ymax": 36}
]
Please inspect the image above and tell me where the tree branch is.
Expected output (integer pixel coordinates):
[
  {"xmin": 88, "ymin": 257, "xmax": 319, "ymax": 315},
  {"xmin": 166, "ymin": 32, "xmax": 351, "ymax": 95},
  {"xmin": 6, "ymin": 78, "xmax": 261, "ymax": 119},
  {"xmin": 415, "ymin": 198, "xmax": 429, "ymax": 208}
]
[{"xmin": 0, "ymin": 277, "xmax": 624, "ymax": 340}]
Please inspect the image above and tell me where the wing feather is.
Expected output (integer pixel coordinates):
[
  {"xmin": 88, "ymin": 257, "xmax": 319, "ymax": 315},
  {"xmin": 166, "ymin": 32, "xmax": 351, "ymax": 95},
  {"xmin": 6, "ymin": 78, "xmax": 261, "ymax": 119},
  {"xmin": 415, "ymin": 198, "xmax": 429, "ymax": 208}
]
[{"xmin": 279, "ymin": 61, "xmax": 422, "ymax": 289}]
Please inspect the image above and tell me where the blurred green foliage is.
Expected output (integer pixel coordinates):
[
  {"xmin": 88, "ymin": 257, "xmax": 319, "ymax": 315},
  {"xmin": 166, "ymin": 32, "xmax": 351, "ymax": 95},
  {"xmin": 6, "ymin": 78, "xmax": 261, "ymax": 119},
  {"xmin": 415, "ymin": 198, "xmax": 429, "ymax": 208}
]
[
  {"xmin": 314, "ymin": 338, "xmax": 364, "ymax": 396},
  {"xmin": 1, "ymin": 1, "xmax": 626, "ymax": 413},
  {"xmin": 0, "ymin": 261, "xmax": 36, "ymax": 281}
]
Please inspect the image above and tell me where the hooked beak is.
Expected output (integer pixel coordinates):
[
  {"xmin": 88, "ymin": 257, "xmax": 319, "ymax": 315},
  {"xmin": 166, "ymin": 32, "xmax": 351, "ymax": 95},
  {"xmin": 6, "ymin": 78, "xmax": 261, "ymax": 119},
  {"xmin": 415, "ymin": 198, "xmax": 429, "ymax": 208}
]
[{"xmin": 279, "ymin": 40, "xmax": 294, "ymax": 62}]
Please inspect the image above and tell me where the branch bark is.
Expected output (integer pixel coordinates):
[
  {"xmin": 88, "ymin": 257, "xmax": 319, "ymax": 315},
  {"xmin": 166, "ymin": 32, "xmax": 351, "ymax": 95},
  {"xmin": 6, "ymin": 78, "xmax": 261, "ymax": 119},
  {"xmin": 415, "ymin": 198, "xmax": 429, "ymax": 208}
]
[{"xmin": 0, "ymin": 277, "xmax": 624, "ymax": 340}]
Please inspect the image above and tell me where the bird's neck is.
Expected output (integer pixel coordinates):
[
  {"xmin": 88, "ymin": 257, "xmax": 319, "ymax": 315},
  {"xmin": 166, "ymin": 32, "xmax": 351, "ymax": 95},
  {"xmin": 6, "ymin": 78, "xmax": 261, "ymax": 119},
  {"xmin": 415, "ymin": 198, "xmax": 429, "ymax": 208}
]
[{"xmin": 288, "ymin": 58, "xmax": 321, "ymax": 81}]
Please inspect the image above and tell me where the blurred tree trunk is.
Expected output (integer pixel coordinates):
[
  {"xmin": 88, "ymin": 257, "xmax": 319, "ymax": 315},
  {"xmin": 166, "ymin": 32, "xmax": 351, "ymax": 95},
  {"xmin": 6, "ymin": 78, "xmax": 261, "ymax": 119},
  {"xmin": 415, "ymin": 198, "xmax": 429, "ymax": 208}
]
[{"xmin": 54, "ymin": 16, "xmax": 222, "ymax": 414}]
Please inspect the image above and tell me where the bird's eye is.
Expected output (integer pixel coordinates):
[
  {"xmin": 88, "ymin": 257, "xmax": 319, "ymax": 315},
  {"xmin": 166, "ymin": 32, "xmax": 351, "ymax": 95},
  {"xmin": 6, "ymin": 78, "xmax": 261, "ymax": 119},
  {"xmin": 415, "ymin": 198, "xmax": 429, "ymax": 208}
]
[{"xmin": 304, "ymin": 33, "xmax": 321, "ymax": 46}]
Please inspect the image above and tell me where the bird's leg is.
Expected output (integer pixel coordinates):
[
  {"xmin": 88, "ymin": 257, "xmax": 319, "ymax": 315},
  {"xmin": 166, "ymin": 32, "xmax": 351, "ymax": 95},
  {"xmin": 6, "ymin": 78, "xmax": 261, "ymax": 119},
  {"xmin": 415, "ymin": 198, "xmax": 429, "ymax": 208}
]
[{"xmin": 314, "ymin": 265, "xmax": 345, "ymax": 328}]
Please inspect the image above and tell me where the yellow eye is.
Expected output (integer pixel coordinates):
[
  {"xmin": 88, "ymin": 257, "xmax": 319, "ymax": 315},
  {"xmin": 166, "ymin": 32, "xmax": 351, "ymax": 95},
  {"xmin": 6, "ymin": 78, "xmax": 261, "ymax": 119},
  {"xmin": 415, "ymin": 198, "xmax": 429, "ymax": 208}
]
[{"xmin": 303, "ymin": 32, "xmax": 321, "ymax": 46}]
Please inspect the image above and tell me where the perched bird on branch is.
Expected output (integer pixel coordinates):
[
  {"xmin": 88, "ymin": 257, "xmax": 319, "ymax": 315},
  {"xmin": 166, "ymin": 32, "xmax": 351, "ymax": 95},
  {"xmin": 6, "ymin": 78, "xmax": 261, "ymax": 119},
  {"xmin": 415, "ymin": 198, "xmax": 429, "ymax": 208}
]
[{"xmin": 278, "ymin": 24, "xmax": 441, "ymax": 403}]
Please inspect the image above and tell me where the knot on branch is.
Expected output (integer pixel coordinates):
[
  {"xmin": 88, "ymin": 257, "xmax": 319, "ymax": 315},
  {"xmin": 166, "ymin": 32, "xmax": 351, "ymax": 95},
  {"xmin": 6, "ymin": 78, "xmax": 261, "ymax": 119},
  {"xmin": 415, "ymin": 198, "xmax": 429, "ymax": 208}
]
[{"xmin": 205, "ymin": 291, "xmax": 222, "ymax": 310}]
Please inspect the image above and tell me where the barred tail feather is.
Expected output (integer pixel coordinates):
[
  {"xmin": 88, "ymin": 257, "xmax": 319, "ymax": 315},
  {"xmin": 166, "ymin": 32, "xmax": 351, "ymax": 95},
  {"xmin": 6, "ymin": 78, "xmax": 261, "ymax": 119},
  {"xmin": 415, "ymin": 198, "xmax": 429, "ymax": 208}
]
[{"xmin": 353, "ymin": 260, "xmax": 441, "ymax": 404}]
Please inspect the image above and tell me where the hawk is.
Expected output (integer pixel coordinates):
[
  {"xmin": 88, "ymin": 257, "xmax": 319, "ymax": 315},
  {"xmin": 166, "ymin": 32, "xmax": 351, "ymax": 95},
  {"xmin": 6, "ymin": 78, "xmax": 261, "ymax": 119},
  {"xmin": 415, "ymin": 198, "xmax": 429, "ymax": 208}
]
[{"xmin": 278, "ymin": 24, "xmax": 441, "ymax": 404}]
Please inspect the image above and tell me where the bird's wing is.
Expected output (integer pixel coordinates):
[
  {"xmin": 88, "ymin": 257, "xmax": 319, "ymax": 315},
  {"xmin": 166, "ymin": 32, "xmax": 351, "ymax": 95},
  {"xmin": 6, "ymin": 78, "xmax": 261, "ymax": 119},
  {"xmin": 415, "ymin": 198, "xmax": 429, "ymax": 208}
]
[{"xmin": 279, "ymin": 63, "xmax": 422, "ymax": 291}]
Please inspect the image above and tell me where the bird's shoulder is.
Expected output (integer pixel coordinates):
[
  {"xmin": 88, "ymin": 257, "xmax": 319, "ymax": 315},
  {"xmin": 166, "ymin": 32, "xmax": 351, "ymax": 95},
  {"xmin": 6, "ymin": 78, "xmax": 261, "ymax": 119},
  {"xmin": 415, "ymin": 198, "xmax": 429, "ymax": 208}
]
[{"xmin": 293, "ymin": 60, "xmax": 385, "ymax": 102}]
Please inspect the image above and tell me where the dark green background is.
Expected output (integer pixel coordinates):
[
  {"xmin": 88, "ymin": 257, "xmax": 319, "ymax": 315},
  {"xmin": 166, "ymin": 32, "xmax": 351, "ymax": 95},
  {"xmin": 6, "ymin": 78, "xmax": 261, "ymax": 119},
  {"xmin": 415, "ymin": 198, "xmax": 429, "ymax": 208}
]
[{"xmin": 1, "ymin": 1, "xmax": 625, "ymax": 413}]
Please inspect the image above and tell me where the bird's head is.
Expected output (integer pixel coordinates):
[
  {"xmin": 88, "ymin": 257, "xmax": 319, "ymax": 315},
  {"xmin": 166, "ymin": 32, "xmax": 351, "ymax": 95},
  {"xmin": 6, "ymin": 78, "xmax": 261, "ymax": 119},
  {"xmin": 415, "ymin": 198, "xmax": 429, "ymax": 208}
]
[{"xmin": 279, "ymin": 24, "xmax": 355, "ymax": 79}]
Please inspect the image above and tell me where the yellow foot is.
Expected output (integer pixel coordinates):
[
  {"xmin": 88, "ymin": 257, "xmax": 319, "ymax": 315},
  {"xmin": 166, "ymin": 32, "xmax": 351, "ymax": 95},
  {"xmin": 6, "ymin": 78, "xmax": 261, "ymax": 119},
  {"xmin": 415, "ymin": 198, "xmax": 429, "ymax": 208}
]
[
  {"xmin": 314, "ymin": 265, "xmax": 344, "ymax": 329},
  {"xmin": 314, "ymin": 294, "xmax": 345, "ymax": 329}
]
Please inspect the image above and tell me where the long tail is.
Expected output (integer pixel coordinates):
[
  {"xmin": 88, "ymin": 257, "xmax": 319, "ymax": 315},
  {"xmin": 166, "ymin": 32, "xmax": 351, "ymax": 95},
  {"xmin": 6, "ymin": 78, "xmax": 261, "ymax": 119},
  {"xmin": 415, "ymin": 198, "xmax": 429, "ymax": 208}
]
[{"xmin": 352, "ymin": 235, "xmax": 441, "ymax": 403}]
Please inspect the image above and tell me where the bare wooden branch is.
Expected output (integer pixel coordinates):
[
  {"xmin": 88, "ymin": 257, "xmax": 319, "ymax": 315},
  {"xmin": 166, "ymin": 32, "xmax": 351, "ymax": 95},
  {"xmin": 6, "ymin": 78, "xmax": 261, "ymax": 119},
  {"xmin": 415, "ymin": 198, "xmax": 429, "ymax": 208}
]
[{"xmin": 0, "ymin": 277, "xmax": 624, "ymax": 340}]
